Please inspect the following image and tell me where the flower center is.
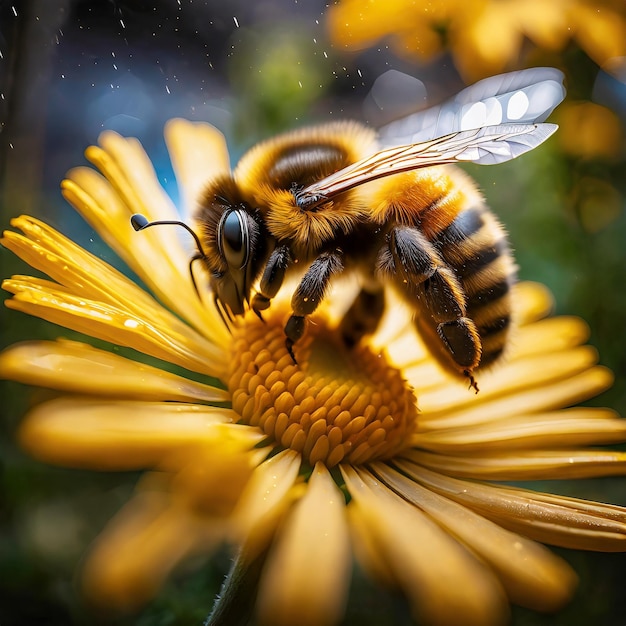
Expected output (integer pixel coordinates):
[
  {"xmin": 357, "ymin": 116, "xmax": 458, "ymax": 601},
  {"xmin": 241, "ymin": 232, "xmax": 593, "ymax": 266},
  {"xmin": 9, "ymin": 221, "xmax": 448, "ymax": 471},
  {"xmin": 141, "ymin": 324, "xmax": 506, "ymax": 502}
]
[{"xmin": 228, "ymin": 310, "xmax": 418, "ymax": 467}]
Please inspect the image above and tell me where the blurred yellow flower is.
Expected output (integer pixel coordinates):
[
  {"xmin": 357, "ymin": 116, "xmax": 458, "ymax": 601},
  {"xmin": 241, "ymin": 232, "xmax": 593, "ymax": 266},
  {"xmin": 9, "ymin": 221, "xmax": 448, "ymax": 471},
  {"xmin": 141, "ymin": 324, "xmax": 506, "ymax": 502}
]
[
  {"xmin": 3, "ymin": 120, "xmax": 626, "ymax": 626},
  {"xmin": 327, "ymin": 0, "xmax": 626, "ymax": 81},
  {"xmin": 556, "ymin": 101, "xmax": 624, "ymax": 230},
  {"xmin": 558, "ymin": 101, "xmax": 624, "ymax": 160}
]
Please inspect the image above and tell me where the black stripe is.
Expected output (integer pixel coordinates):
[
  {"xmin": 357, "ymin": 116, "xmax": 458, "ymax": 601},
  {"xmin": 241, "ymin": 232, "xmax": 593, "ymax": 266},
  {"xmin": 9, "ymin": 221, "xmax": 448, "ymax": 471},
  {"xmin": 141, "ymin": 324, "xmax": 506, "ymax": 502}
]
[
  {"xmin": 478, "ymin": 315, "xmax": 511, "ymax": 337},
  {"xmin": 453, "ymin": 237, "xmax": 510, "ymax": 280},
  {"xmin": 436, "ymin": 206, "xmax": 485, "ymax": 246},
  {"xmin": 466, "ymin": 279, "xmax": 512, "ymax": 317}
]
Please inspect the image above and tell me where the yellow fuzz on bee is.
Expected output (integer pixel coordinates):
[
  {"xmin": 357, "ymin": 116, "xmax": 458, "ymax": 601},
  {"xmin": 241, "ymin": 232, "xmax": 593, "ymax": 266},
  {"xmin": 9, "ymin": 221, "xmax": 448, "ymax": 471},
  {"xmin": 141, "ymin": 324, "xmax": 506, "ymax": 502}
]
[{"xmin": 228, "ymin": 310, "xmax": 418, "ymax": 467}]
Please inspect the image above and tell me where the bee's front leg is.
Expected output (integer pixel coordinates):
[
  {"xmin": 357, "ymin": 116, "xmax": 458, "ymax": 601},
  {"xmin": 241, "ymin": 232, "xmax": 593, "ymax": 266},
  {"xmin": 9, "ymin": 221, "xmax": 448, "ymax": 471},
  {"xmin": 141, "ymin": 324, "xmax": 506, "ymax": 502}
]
[
  {"xmin": 285, "ymin": 249, "xmax": 344, "ymax": 362},
  {"xmin": 251, "ymin": 244, "xmax": 292, "ymax": 319}
]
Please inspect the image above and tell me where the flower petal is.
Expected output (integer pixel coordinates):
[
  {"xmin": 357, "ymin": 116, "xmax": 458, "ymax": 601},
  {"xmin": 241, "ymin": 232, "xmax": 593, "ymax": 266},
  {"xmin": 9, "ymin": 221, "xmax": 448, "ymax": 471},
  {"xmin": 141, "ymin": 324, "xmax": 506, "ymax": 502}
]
[
  {"xmin": 414, "ymin": 408, "xmax": 626, "ymax": 452},
  {"xmin": 571, "ymin": 4, "xmax": 626, "ymax": 67},
  {"xmin": 342, "ymin": 465, "xmax": 509, "ymax": 626},
  {"xmin": 256, "ymin": 463, "xmax": 352, "ymax": 626},
  {"xmin": 18, "ymin": 396, "xmax": 246, "ymax": 470},
  {"xmin": 509, "ymin": 281, "xmax": 554, "ymax": 325},
  {"xmin": 231, "ymin": 449, "xmax": 302, "ymax": 557},
  {"xmin": 418, "ymin": 344, "xmax": 602, "ymax": 418},
  {"xmin": 405, "ymin": 447, "xmax": 626, "ymax": 481},
  {"xmin": 169, "ymin": 440, "xmax": 269, "ymax": 517},
  {"xmin": 0, "ymin": 339, "xmax": 227, "ymax": 402},
  {"xmin": 2, "ymin": 216, "xmax": 228, "ymax": 374},
  {"xmin": 3, "ymin": 275, "xmax": 225, "ymax": 377},
  {"xmin": 509, "ymin": 316, "xmax": 591, "ymax": 359},
  {"xmin": 164, "ymin": 118, "xmax": 231, "ymax": 221},
  {"xmin": 61, "ymin": 135, "xmax": 230, "ymax": 344},
  {"xmin": 399, "ymin": 461, "xmax": 626, "ymax": 551},
  {"xmin": 2, "ymin": 216, "xmax": 169, "ymax": 317},
  {"xmin": 82, "ymin": 486, "xmax": 225, "ymax": 610},
  {"xmin": 344, "ymin": 501, "xmax": 397, "ymax": 588},
  {"xmin": 417, "ymin": 365, "xmax": 613, "ymax": 429},
  {"xmin": 372, "ymin": 462, "xmax": 577, "ymax": 611}
]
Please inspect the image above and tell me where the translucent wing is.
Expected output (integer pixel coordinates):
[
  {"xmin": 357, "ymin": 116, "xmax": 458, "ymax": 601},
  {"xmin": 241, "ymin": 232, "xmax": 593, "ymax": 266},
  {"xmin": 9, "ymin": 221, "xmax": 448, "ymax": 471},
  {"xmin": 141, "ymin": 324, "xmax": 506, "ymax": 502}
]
[
  {"xmin": 295, "ymin": 124, "xmax": 557, "ymax": 209},
  {"xmin": 378, "ymin": 67, "xmax": 565, "ymax": 147}
]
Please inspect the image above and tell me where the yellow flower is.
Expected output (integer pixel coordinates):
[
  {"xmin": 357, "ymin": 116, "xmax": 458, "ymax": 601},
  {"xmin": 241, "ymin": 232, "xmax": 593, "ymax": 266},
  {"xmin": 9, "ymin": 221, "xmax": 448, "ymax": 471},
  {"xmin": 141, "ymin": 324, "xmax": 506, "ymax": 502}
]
[
  {"xmin": 3, "ymin": 119, "xmax": 626, "ymax": 626},
  {"xmin": 327, "ymin": 0, "xmax": 626, "ymax": 81},
  {"xmin": 557, "ymin": 100, "xmax": 624, "ymax": 160}
]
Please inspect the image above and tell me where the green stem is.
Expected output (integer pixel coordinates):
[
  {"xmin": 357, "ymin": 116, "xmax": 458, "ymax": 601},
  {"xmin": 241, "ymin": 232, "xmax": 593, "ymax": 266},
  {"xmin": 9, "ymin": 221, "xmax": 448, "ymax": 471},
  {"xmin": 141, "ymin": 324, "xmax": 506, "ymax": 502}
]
[{"xmin": 204, "ymin": 547, "xmax": 267, "ymax": 626}]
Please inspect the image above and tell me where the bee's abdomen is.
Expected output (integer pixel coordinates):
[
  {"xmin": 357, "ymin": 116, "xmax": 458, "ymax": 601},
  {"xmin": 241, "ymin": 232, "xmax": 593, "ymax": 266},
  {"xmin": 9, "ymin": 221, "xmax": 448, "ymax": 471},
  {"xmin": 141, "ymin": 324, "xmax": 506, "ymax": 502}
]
[{"xmin": 433, "ymin": 203, "xmax": 517, "ymax": 368}]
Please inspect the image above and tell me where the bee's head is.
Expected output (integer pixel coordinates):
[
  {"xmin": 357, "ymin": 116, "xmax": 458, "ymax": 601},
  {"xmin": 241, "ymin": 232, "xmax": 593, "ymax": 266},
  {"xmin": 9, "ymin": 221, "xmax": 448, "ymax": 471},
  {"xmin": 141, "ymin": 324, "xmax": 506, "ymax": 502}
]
[
  {"xmin": 198, "ymin": 179, "xmax": 269, "ymax": 318},
  {"xmin": 130, "ymin": 177, "xmax": 268, "ymax": 323},
  {"xmin": 205, "ymin": 205, "xmax": 262, "ymax": 315}
]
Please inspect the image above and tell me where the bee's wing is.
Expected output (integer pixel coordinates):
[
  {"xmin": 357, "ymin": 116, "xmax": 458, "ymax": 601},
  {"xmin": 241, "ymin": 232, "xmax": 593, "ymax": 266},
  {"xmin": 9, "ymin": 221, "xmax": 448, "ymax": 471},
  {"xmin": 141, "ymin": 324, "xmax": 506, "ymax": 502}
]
[
  {"xmin": 296, "ymin": 123, "xmax": 557, "ymax": 208},
  {"xmin": 378, "ymin": 67, "xmax": 565, "ymax": 147}
]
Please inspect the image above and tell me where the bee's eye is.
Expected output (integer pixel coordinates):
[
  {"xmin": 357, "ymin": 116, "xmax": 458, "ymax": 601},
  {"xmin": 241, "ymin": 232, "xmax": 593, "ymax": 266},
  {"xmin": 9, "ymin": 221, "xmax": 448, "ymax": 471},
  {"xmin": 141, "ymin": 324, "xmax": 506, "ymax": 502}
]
[{"xmin": 219, "ymin": 209, "xmax": 249, "ymax": 269}]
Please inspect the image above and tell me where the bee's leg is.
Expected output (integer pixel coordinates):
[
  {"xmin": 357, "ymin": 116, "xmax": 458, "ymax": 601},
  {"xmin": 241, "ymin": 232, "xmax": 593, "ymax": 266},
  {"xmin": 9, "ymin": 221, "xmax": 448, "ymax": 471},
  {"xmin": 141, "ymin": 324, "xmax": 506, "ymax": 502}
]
[
  {"xmin": 251, "ymin": 244, "xmax": 292, "ymax": 319},
  {"xmin": 285, "ymin": 249, "xmax": 344, "ymax": 361},
  {"xmin": 339, "ymin": 283, "xmax": 385, "ymax": 347},
  {"xmin": 379, "ymin": 226, "xmax": 481, "ymax": 381}
]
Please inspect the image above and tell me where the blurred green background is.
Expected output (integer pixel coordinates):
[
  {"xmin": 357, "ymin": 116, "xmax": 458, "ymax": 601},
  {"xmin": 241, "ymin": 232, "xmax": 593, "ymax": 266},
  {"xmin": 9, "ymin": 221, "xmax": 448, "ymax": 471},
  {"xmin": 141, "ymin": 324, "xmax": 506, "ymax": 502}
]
[{"xmin": 1, "ymin": 1, "xmax": 626, "ymax": 624}]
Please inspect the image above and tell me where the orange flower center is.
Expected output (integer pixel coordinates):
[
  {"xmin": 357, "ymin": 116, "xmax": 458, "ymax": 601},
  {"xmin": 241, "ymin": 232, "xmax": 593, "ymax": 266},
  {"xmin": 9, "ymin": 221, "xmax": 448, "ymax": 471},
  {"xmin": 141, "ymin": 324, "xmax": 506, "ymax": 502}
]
[{"xmin": 228, "ymin": 310, "xmax": 418, "ymax": 467}]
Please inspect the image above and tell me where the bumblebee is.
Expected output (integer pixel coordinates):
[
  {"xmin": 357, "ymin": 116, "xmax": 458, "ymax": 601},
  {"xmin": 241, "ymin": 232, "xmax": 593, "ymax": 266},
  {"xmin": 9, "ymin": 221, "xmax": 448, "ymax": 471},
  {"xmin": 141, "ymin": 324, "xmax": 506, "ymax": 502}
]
[{"xmin": 133, "ymin": 67, "xmax": 565, "ymax": 390}]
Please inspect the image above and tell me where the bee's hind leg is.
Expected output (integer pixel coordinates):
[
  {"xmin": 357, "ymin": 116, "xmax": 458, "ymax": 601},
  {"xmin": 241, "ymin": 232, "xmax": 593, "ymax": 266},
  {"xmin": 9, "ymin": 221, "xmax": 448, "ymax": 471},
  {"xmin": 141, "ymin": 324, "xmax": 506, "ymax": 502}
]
[
  {"xmin": 381, "ymin": 225, "xmax": 482, "ymax": 386},
  {"xmin": 339, "ymin": 283, "xmax": 385, "ymax": 348}
]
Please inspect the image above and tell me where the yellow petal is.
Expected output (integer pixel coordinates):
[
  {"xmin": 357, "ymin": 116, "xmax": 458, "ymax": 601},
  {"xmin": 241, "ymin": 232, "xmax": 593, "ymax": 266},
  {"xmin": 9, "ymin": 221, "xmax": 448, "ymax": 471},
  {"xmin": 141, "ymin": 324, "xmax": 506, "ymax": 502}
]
[
  {"xmin": 513, "ymin": 281, "xmax": 554, "ymax": 325},
  {"xmin": 517, "ymin": 0, "xmax": 571, "ymax": 50},
  {"xmin": 326, "ymin": 0, "xmax": 413, "ymax": 49},
  {"xmin": 418, "ymin": 366, "xmax": 613, "ymax": 429},
  {"xmin": 18, "ymin": 396, "xmax": 241, "ymax": 469},
  {"xmin": 0, "ymin": 339, "xmax": 227, "ymax": 402},
  {"xmin": 368, "ymin": 290, "xmax": 415, "ymax": 351},
  {"xmin": 400, "ymin": 462, "xmax": 626, "ymax": 551},
  {"xmin": 418, "ymin": 345, "xmax": 602, "ymax": 417},
  {"xmin": 61, "ymin": 134, "xmax": 230, "ymax": 344},
  {"xmin": 393, "ymin": 21, "xmax": 446, "ymax": 59},
  {"xmin": 571, "ymin": 4, "xmax": 626, "ymax": 66},
  {"xmin": 453, "ymin": 7, "xmax": 521, "ymax": 80},
  {"xmin": 3, "ymin": 276, "xmax": 225, "ymax": 377},
  {"xmin": 170, "ymin": 441, "xmax": 269, "ymax": 517},
  {"xmin": 3, "ymin": 216, "xmax": 227, "ymax": 374},
  {"xmin": 509, "ymin": 316, "xmax": 590, "ymax": 359},
  {"xmin": 342, "ymin": 465, "xmax": 509, "ymax": 626},
  {"xmin": 82, "ymin": 489, "xmax": 224, "ymax": 610},
  {"xmin": 372, "ymin": 462, "xmax": 577, "ymax": 611},
  {"xmin": 558, "ymin": 101, "xmax": 624, "ymax": 160},
  {"xmin": 414, "ymin": 408, "xmax": 626, "ymax": 452},
  {"xmin": 231, "ymin": 449, "xmax": 302, "ymax": 557},
  {"xmin": 2, "ymin": 215, "xmax": 165, "ymax": 313},
  {"xmin": 257, "ymin": 463, "xmax": 352, "ymax": 626},
  {"xmin": 405, "ymin": 447, "xmax": 626, "ymax": 480},
  {"xmin": 345, "ymin": 502, "xmax": 397, "ymax": 588},
  {"xmin": 164, "ymin": 118, "xmax": 231, "ymax": 221}
]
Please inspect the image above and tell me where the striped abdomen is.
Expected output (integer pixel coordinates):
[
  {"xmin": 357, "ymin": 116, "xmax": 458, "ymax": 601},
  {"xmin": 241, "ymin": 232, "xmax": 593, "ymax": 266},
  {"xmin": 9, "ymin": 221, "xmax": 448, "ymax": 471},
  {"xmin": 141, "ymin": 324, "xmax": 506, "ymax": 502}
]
[{"xmin": 432, "ymin": 200, "xmax": 516, "ymax": 369}]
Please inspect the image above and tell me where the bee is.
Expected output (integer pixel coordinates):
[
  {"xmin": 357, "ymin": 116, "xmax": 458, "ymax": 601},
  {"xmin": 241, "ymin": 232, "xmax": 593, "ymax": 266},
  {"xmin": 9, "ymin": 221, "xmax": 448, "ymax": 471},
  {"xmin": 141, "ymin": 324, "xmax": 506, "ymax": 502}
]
[{"xmin": 133, "ymin": 67, "xmax": 565, "ymax": 390}]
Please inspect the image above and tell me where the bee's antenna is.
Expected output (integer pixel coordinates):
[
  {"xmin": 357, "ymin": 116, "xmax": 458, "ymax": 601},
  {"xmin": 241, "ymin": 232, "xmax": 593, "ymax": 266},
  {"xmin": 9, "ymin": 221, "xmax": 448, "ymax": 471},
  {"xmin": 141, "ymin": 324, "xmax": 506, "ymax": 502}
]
[
  {"xmin": 131, "ymin": 214, "xmax": 207, "ymax": 300},
  {"xmin": 131, "ymin": 214, "xmax": 206, "ymax": 256}
]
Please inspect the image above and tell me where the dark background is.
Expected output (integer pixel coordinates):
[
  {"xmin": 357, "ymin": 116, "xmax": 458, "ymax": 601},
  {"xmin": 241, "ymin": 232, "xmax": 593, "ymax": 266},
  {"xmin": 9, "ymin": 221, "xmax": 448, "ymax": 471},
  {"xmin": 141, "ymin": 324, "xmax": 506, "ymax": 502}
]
[{"xmin": 1, "ymin": 1, "xmax": 626, "ymax": 624}]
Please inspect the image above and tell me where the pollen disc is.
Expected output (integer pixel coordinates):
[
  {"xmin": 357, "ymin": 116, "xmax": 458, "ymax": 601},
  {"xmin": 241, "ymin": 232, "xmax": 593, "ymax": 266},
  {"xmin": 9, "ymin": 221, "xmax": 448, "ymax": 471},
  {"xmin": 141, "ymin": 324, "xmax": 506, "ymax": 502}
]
[{"xmin": 228, "ymin": 310, "xmax": 418, "ymax": 467}]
